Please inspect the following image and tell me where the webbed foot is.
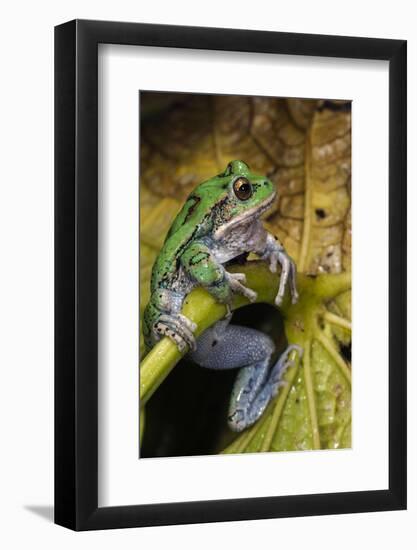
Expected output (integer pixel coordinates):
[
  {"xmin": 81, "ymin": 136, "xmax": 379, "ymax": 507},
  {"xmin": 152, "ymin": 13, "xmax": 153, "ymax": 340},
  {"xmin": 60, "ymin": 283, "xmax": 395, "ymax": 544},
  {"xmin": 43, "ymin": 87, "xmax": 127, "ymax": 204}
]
[
  {"xmin": 228, "ymin": 343, "xmax": 303, "ymax": 432},
  {"xmin": 262, "ymin": 236, "xmax": 299, "ymax": 306},
  {"xmin": 271, "ymin": 250, "xmax": 298, "ymax": 306},
  {"xmin": 154, "ymin": 313, "xmax": 197, "ymax": 353}
]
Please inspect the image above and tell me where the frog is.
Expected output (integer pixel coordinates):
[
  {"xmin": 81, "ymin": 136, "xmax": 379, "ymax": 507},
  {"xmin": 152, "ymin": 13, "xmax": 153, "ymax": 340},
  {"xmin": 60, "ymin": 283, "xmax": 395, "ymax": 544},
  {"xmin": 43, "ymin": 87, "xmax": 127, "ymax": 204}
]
[{"xmin": 143, "ymin": 160, "xmax": 302, "ymax": 432}]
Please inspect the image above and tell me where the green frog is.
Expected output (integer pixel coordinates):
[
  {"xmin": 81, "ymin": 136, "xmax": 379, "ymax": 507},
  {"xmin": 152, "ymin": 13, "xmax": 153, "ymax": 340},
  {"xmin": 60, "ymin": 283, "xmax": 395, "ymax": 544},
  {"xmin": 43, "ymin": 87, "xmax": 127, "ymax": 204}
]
[{"xmin": 143, "ymin": 160, "xmax": 301, "ymax": 432}]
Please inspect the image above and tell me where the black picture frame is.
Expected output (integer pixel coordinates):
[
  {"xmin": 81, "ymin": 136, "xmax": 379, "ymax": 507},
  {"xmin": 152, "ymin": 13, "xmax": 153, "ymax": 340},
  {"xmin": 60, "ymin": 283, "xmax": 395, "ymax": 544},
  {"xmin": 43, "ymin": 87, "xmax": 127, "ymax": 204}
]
[{"xmin": 55, "ymin": 19, "xmax": 407, "ymax": 531}]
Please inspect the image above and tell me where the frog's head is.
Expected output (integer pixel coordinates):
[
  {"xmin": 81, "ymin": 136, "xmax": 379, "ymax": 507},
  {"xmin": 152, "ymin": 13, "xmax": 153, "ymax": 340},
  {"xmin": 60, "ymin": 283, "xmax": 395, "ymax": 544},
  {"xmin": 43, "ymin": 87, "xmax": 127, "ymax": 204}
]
[{"xmin": 209, "ymin": 160, "xmax": 276, "ymax": 240}]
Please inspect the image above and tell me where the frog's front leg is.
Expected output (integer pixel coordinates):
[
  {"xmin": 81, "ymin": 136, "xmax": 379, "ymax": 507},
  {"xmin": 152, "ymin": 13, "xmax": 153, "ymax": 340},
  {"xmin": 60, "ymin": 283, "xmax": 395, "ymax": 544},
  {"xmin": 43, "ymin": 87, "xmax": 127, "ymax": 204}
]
[
  {"xmin": 181, "ymin": 241, "xmax": 257, "ymax": 304},
  {"xmin": 190, "ymin": 321, "xmax": 303, "ymax": 432},
  {"xmin": 260, "ymin": 233, "xmax": 298, "ymax": 306}
]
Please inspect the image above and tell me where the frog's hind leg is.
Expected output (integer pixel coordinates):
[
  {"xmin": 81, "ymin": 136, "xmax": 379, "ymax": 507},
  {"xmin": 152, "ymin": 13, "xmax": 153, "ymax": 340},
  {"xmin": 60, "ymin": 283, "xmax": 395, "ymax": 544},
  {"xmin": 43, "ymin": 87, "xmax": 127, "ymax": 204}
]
[
  {"xmin": 229, "ymin": 343, "xmax": 303, "ymax": 431},
  {"xmin": 190, "ymin": 322, "xmax": 302, "ymax": 432}
]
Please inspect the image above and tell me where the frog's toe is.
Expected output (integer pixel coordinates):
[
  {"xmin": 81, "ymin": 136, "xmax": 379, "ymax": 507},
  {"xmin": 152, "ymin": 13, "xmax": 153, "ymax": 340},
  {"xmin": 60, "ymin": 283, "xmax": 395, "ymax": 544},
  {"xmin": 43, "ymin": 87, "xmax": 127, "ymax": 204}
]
[
  {"xmin": 270, "ymin": 344, "xmax": 303, "ymax": 394},
  {"xmin": 155, "ymin": 314, "xmax": 197, "ymax": 352},
  {"xmin": 229, "ymin": 272, "xmax": 246, "ymax": 283},
  {"xmin": 154, "ymin": 320, "xmax": 187, "ymax": 352},
  {"xmin": 177, "ymin": 313, "xmax": 197, "ymax": 332},
  {"xmin": 227, "ymin": 409, "xmax": 246, "ymax": 432},
  {"xmin": 226, "ymin": 272, "xmax": 257, "ymax": 302}
]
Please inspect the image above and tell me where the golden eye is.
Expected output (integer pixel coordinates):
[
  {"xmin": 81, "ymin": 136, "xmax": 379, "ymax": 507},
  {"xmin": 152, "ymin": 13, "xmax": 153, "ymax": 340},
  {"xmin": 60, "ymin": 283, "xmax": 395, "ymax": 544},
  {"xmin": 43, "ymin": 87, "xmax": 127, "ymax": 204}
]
[{"xmin": 233, "ymin": 177, "xmax": 252, "ymax": 201}]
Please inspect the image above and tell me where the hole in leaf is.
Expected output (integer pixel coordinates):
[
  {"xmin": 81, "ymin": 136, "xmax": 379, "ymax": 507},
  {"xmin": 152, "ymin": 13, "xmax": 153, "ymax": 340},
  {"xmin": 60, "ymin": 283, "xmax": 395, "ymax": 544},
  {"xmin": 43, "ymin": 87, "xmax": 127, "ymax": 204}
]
[{"xmin": 339, "ymin": 341, "xmax": 351, "ymax": 363}]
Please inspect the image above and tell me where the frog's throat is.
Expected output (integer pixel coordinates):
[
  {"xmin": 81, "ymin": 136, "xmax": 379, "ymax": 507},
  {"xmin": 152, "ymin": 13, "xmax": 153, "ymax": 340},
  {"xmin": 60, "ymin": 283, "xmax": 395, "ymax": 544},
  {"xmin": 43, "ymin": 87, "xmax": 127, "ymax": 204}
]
[{"xmin": 213, "ymin": 192, "xmax": 276, "ymax": 241}]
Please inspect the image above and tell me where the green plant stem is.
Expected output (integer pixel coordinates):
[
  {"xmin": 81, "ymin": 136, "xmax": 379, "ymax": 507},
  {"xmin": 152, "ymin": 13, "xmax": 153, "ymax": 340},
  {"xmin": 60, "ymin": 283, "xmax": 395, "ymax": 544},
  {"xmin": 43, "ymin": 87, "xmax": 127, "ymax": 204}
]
[
  {"xmin": 323, "ymin": 311, "xmax": 352, "ymax": 331},
  {"xmin": 139, "ymin": 407, "xmax": 145, "ymax": 442}
]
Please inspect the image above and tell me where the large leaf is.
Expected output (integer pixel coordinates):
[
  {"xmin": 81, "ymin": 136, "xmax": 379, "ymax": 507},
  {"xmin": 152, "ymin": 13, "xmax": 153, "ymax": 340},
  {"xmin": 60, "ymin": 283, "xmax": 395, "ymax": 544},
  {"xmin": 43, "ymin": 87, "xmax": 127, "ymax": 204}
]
[
  {"xmin": 139, "ymin": 94, "xmax": 351, "ymax": 454},
  {"xmin": 140, "ymin": 95, "xmax": 351, "ymax": 272}
]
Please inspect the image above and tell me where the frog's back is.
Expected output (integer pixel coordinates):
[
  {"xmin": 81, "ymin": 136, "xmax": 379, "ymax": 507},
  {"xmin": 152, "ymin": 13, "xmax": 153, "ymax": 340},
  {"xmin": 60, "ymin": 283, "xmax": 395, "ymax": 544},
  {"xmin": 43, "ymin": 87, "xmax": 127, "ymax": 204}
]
[{"xmin": 150, "ymin": 182, "xmax": 221, "ymax": 291}]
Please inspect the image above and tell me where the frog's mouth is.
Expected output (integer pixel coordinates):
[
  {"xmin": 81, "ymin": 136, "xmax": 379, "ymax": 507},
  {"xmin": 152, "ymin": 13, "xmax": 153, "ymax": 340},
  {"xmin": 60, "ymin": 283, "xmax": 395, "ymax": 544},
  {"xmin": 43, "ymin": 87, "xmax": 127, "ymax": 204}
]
[{"xmin": 213, "ymin": 192, "xmax": 276, "ymax": 240}]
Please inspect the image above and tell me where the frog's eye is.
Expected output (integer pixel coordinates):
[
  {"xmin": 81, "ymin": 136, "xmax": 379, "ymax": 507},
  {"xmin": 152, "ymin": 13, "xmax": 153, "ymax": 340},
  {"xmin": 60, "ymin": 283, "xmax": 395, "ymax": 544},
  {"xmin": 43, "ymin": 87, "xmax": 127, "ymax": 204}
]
[{"xmin": 233, "ymin": 177, "xmax": 253, "ymax": 201}]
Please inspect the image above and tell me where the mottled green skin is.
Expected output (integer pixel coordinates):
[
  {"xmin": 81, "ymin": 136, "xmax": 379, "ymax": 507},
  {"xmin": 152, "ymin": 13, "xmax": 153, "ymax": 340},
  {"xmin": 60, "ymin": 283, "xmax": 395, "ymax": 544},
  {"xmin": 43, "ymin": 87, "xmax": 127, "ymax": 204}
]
[{"xmin": 143, "ymin": 160, "xmax": 275, "ymax": 349}]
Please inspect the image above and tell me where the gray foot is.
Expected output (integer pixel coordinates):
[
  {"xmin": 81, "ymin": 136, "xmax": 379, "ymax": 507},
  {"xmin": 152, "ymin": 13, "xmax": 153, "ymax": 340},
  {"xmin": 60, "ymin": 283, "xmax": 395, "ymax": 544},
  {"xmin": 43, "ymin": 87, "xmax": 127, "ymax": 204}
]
[
  {"xmin": 154, "ymin": 313, "xmax": 197, "ymax": 352},
  {"xmin": 228, "ymin": 343, "xmax": 303, "ymax": 432}
]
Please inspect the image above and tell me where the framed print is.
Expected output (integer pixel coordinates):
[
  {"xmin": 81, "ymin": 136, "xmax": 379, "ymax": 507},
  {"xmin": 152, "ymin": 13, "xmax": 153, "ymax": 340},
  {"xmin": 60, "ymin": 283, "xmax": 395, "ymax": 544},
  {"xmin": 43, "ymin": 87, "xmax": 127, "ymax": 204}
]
[{"xmin": 55, "ymin": 19, "xmax": 407, "ymax": 530}]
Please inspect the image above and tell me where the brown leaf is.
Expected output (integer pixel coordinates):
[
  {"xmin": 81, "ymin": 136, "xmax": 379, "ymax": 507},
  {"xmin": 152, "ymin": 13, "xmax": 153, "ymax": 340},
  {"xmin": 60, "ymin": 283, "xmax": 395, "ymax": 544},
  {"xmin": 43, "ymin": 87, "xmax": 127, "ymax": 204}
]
[{"xmin": 140, "ymin": 93, "xmax": 351, "ymax": 274}]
